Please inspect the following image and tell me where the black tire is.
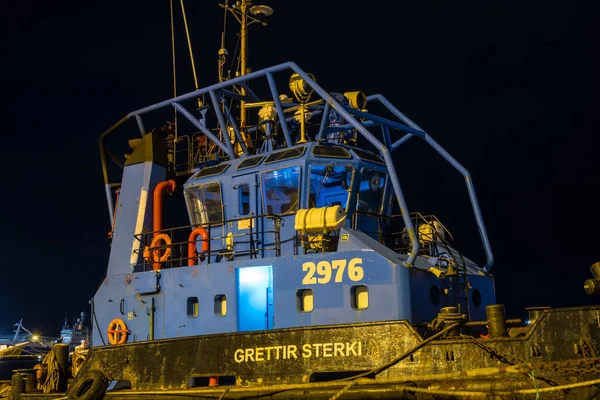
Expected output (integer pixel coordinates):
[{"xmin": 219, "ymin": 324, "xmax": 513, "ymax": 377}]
[{"xmin": 67, "ymin": 369, "xmax": 108, "ymax": 400}]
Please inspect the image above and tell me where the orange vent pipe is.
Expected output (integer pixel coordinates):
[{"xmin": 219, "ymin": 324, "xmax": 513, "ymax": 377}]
[
  {"xmin": 153, "ymin": 180, "xmax": 176, "ymax": 238},
  {"xmin": 152, "ymin": 180, "xmax": 176, "ymax": 271},
  {"xmin": 188, "ymin": 228, "xmax": 209, "ymax": 266}
]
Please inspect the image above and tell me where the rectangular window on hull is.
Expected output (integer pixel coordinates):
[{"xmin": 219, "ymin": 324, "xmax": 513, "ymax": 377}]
[
  {"xmin": 214, "ymin": 295, "xmax": 227, "ymax": 316},
  {"xmin": 261, "ymin": 166, "xmax": 301, "ymax": 215},
  {"xmin": 187, "ymin": 297, "xmax": 199, "ymax": 318},
  {"xmin": 238, "ymin": 183, "xmax": 250, "ymax": 216},
  {"xmin": 351, "ymin": 285, "xmax": 369, "ymax": 309},
  {"xmin": 186, "ymin": 182, "xmax": 224, "ymax": 225},
  {"xmin": 296, "ymin": 289, "xmax": 314, "ymax": 312}
]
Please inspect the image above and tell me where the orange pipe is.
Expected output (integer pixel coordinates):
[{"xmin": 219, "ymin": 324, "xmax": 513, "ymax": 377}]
[
  {"xmin": 152, "ymin": 180, "xmax": 176, "ymax": 271},
  {"xmin": 188, "ymin": 227, "xmax": 209, "ymax": 266},
  {"xmin": 153, "ymin": 180, "xmax": 176, "ymax": 238}
]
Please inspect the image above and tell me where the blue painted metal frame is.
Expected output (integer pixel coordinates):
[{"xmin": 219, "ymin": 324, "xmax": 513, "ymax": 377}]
[
  {"xmin": 107, "ymin": 61, "xmax": 491, "ymax": 271},
  {"xmin": 365, "ymin": 94, "xmax": 494, "ymax": 272}
]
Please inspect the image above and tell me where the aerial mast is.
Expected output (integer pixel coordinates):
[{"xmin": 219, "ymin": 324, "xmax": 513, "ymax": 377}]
[
  {"xmin": 220, "ymin": 1, "xmax": 273, "ymax": 131},
  {"xmin": 239, "ymin": 0, "xmax": 249, "ymax": 129}
]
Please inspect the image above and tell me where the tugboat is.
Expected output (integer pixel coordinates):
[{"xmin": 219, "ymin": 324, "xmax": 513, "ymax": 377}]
[
  {"xmin": 58, "ymin": 312, "xmax": 91, "ymax": 378},
  {"xmin": 15, "ymin": 1, "xmax": 600, "ymax": 399}
]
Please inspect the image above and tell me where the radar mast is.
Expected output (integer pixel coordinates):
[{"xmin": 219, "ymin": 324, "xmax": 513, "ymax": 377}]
[{"xmin": 219, "ymin": 1, "xmax": 273, "ymax": 132}]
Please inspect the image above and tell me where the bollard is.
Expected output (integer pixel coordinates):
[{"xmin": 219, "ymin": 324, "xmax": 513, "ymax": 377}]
[
  {"xmin": 10, "ymin": 371, "xmax": 25, "ymax": 400},
  {"xmin": 436, "ymin": 306, "xmax": 464, "ymax": 336},
  {"xmin": 13, "ymin": 369, "xmax": 37, "ymax": 393},
  {"xmin": 486, "ymin": 304, "xmax": 507, "ymax": 338},
  {"xmin": 52, "ymin": 343, "xmax": 70, "ymax": 392}
]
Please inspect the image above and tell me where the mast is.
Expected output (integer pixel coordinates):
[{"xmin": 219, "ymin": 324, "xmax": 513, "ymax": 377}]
[
  {"xmin": 13, "ymin": 319, "xmax": 34, "ymax": 341},
  {"xmin": 220, "ymin": 1, "xmax": 273, "ymax": 143},
  {"xmin": 12, "ymin": 319, "xmax": 23, "ymax": 341},
  {"xmin": 239, "ymin": 0, "xmax": 249, "ymax": 129}
]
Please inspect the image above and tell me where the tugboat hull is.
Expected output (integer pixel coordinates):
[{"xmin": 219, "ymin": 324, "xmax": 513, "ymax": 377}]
[{"xmin": 55, "ymin": 306, "xmax": 600, "ymax": 399}]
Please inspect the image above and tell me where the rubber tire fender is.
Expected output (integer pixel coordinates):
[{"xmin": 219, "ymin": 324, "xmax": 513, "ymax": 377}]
[{"xmin": 67, "ymin": 369, "xmax": 108, "ymax": 400}]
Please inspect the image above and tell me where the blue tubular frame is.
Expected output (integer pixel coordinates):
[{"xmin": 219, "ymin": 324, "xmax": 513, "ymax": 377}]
[
  {"xmin": 266, "ymin": 72, "xmax": 293, "ymax": 148},
  {"xmin": 209, "ymin": 90, "xmax": 249, "ymax": 157},
  {"xmin": 171, "ymin": 102, "xmax": 234, "ymax": 157},
  {"xmin": 365, "ymin": 94, "xmax": 494, "ymax": 272},
  {"xmin": 222, "ymin": 102, "xmax": 250, "ymax": 156},
  {"xmin": 208, "ymin": 90, "xmax": 236, "ymax": 157},
  {"xmin": 284, "ymin": 66, "xmax": 420, "ymax": 267},
  {"xmin": 103, "ymin": 61, "xmax": 491, "ymax": 270},
  {"xmin": 317, "ymin": 102, "xmax": 331, "ymax": 141}
]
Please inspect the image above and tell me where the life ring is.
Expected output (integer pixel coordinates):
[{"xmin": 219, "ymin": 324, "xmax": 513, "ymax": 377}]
[
  {"xmin": 107, "ymin": 318, "xmax": 129, "ymax": 345},
  {"xmin": 150, "ymin": 233, "xmax": 172, "ymax": 263},
  {"xmin": 66, "ymin": 369, "xmax": 108, "ymax": 400}
]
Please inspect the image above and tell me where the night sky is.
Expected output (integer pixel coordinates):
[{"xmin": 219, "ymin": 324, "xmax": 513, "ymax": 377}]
[{"xmin": 1, "ymin": 1, "xmax": 598, "ymax": 337}]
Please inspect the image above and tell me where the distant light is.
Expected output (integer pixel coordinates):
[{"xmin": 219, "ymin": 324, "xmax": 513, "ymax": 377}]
[
  {"xmin": 525, "ymin": 320, "xmax": 531, "ymax": 325},
  {"xmin": 32, "ymin": 335, "xmax": 39, "ymax": 342}
]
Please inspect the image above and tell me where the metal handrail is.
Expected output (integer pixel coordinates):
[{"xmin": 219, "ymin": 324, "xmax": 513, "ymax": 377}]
[{"xmin": 131, "ymin": 213, "xmax": 285, "ymax": 270}]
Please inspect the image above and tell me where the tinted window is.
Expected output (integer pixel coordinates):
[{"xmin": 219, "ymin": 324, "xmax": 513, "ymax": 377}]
[
  {"xmin": 196, "ymin": 164, "xmax": 229, "ymax": 178},
  {"xmin": 186, "ymin": 182, "xmax": 224, "ymax": 225},
  {"xmin": 238, "ymin": 183, "xmax": 250, "ymax": 215},
  {"xmin": 237, "ymin": 156, "xmax": 264, "ymax": 170},
  {"xmin": 312, "ymin": 145, "xmax": 351, "ymax": 158},
  {"xmin": 356, "ymin": 169, "xmax": 387, "ymax": 214},
  {"xmin": 352, "ymin": 149, "xmax": 384, "ymax": 164},
  {"xmin": 309, "ymin": 165, "xmax": 354, "ymax": 210},
  {"xmin": 262, "ymin": 166, "xmax": 301, "ymax": 215},
  {"xmin": 264, "ymin": 147, "xmax": 305, "ymax": 164}
]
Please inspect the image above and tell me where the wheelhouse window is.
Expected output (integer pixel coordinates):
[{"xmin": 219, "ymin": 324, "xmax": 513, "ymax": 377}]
[
  {"xmin": 356, "ymin": 169, "xmax": 386, "ymax": 214},
  {"xmin": 309, "ymin": 165, "xmax": 354, "ymax": 210},
  {"xmin": 262, "ymin": 166, "xmax": 300, "ymax": 215},
  {"xmin": 186, "ymin": 181, "xmax": 224, "ymax": 225},
  {"xmin": 238, "ymin": 183, "xmax": 250, "ymax": 215}
]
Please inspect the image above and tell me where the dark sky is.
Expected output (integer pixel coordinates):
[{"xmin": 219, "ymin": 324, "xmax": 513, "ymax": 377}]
[{"xmin": 1, "ymin": 1, "xmax": 598, "ymax": 336}]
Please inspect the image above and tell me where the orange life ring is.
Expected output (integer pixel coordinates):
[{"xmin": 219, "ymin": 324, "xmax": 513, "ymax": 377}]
[
  {"xmin": 150, "ymin": 233, "xmax": 172, "ymax": 263},
  {"xmin": 107, "ymin": 318, "xmax": 129, "ymax": 345}
]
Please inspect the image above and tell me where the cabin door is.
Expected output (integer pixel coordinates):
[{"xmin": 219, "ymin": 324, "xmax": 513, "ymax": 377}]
[
  {"xmin": 236, "ymin": 265, "xmax": 273, "ymax": 331},
  {"xmin": 231, "ymin": 174, "xmax": 260, "ymax": 259}
]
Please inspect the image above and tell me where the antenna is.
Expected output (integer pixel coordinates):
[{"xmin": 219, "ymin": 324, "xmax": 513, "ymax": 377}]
[
  {"xmin": 170, "ymin": 0, "xmax": 178, "ymax": 137},
  {"xmin": 249, "ymin": 4, "xmax": 273, "ymax": 19},
  {"xmin": 239, "ymin": 0, "xmax": 250, "ymax": 129},
  {"xmin": 220, "ymin": 1, "xmax": 273, "ymax": 130},
  {"xmin": 180, "ymin": 0, "xmax": 203, "ymax": 109}
]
